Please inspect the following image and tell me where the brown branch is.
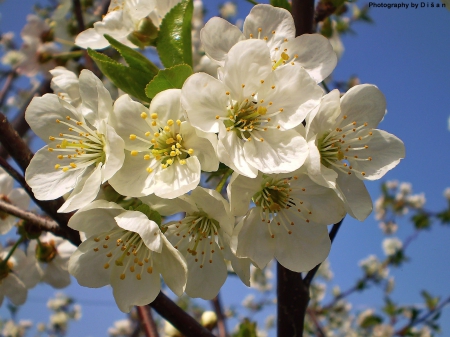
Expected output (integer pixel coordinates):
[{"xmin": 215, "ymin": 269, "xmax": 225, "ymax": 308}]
[
  {"xmin": 150, "ymin": 292, "xmax": 215, "ymax": 337},
  {"xmin": 211, "ymin": 295, "xmax": 227, "ymax": 337},
  {"xmin": 277, "ymin": 263, "xmax": 309, "ymax": 337},
  {"xmin": 306, "ymin": 308, "xmax": 326, "ymax": 337},
  {"xmin": 137, "ymin": 306, "xmax": 159, "ymax": 337},
  {"xmin": 314, "ymin": 0, "xmax": 337, "ymax": 26},
  {"xmin": 0, "ymin": 79, "xmax": 51, "ymax": 159},
  {"xmin": 0, "ymin": 71, "xmax": 16, "ymax": 108},
  {"xmin": 0, "ymin": 199, "xmax": 69, "ymax": 237},
  {"xmin": 292, "ymin": 0, "xmax": 316, "ymax": 36},
  {"xmin": 0, "ymin": 113, "xmax": 80, "ymax": 245}
]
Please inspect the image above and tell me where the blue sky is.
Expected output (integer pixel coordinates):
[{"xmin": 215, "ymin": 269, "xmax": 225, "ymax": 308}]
[{"xmin": 0, "ymin": 0, "xmax": 449, "ymax": 336}]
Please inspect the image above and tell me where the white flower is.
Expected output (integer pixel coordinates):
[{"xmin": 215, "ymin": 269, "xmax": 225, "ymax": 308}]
[
  {"xmin": 68, "ymin": 200, "xmax": 187, "ymax": 313},
  {"xmin": 162, "ymin": 187, "xmax": 249, "ymax": 299},
  {"xmin": 443, "ymin": 187, "xmax": 450, "ymax": 200},
  {"xmin": 201, "ymin": 4, "xmax": 337, "ymax": 83},
  {"xmin": 220, "ymin": 2, "xmax": 237, "ymax": 19},
  {"xmin": 108, "ymin": 319, "xmax": 134, "ymax": 336},
  {"xmin": 0, "ymin": 244, "xmax": 28, "ymax": 306},
  {"xmin": 182, "ymin": 39, "xmax": 322, "ymax": 178},
  {"xmin": 359, "ymin": 255, "xmax": 388, "ymax": 280},
  {"xmin": 25, "ymin": 70, "xmax": 125, "ymax": 213},
  {"xmin": 382, "ymin": 237, "xmax": 402, "ymax": 256},
  {"xmin": 229, "ymin": 171, "xmax": 345, "ymax": 272},
  {"xmin": 300, "ymin": 86, "xmax": 405, "ymax": 221},
  {"xmin": 20, "ymin": 232, "xmax": 76, "ymax": 289},
  {"xmin": 49, "ymin": 67, "xmax": 81, "ymax": 107},
  {"xmin": 0, "ymin": 168, "xmax": 30, "ymax": 234},
  {"xmin": 109, "ymin": 90, "xmax": 218, "ymax": 198}
]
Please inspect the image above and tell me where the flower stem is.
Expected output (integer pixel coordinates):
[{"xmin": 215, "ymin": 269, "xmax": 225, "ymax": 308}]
[
  {"xmin": 0, "ymin": 236, "xmax": 24, "ymax": 267},
  {"xmin": 215, "ymin": 169, "xmax": 233, "ymax": 193}
]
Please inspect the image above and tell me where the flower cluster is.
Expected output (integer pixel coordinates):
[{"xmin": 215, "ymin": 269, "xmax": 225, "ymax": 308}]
[{"xmin": 16, "ymin": 3, "xmax": 404, "ymax": 313}]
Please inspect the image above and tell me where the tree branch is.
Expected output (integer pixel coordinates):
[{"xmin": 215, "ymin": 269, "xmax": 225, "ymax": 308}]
[
  {"xmin": 137, "ymin": 306, "xmax": 160, "ymax": 337},
  {"xmin": 150, "ymin": 292, "xmax": 215, "ymax": 337},
  {"xmin": 211, "ymin": 294, "xmax": 227, "ymax": 337},
  {"xmin": 292, "ymin": 0, "xmax": 316, "ymax": 36},
  {"xmin": 0, "ymin": 71, "xmax": 16, "ymax": 108}
]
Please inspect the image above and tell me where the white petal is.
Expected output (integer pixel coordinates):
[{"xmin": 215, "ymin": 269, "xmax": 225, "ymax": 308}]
[
  {"xmin": 335, "ymin": 170, "xmax": 372, "ymax": 221},
  {"xmin": 181, "ymin": 73, "xmax": 229, "ymax": 133},
  {"xmin": 109, "ymin": 151, "xmax": 157, "ymax": 197},
  {"xmin": 3, "ymin": 274, "xmax": 27, "ymax": 306},
  {"xmin": 244, "ymin": 129, "xmax": 307, "ymax": 174},
  {"xmin": 274, "ymin": 218, "xmax": 330, "ymax": 272},
  {"xmin": 68, "ymin": 200, "xmax": 124, "ymax": 237},
  {"xmin": 58, "ymin": 164, "xmax": 102, "ymax": 213},
  {"xmin": 201, "ymin": 17, "xmax": 245, "ymax": 65},
  {"xmin": 102, "ymin": 124, "xmax": 125, "ymax": 182},
  {"xmin": 150, "ymin": 89, "xmax": 184, "ymax": 124},
  {"xmin": 0, "ymin": 170, "xmax": 13, "ymax": 194},
  {"xmin": 306, "ymin": 89, "xmax": 341, "ymax": 136},
  {"xmin": 25, "ymin": 145, "xmax": 83, "ymax": 200},
  {"xmin": 154, "ymin": 234, "xmax": 187, "ymax": 297},
  {"xmin": 79, "ymin": 69, "xmax": 113, "ymax": 126},
  {"xmin": 340, "ymin": 84, "xmax": 386, "ymax": 128},
  {"xmin": 222, "ymin": 39, "xmax": 272, "ymax": 102},
  {"xmin": 180, "ymin": 122, "xmax": 219, "ymax": 172},
  {"xmin": 280, "ymin": 34, "xmax": 337, "ymax": 83},
  {"xmin": 236, "ymin": 208, "xmax": 276, "ymax": 269},
  {"xmin": 75, "ymin": 28, "xmax": 110, "ymax": 49},
  {"xmin": 43, "ymin": 262, "xmax": 71, "ymax": 288},
  {"xmin": 8, "ymin": 188, "xmax": 30, "ymax": 211},
  {"xmin": 115, "ymin": 211, "xmax": 162, "ymax": 253},
  {"xmin": 217, "ymin": 124, "xmax": 258, "ymax": 178},
  {"xmin": 154, "ymin": 157, "xmax": 201, "ymax": 199},
  {"xmin": 223, "ymin": 245, "xmax": 251, "ymax": 287},
  {"xmin": 50, "ymin": 67, "xmax": 80, "ymax": 103},
  {"xmin": 350, "ymin": 129, "xmax": 405, "ymax": 180},
  {"xmin": 244, "ymin": 4, "xmax": 295, "ymax": 50},
  {"xmin": 227, "ymin": 172, "xmax": 263, "ymax": 216}
]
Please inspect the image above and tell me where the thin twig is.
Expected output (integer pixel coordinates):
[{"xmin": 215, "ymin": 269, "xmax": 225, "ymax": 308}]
[
  {"xmin": 137, "ymin": 306, "xmax": 159, "ymax": 337},
  {"xmin": 150, "ymin": 292, "xmax": 215, "ymax": 337},
  {"xmin": 0, "ymin": 199, "xmax": 66, "ymax": 235},
  {"xmin": 211, "ymin": 295, "xmax": 227, "ymax": 337},
  {"xmin": 0, "ymin": 71, "xmax": 16, "ymax": 108},
  {"xmin": 306, "ymin": 308, "xmax": 326, "ymax": 337}
]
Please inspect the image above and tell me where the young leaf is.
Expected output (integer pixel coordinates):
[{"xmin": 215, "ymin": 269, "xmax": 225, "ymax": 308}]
[
  {"xmin": 156, "ymin": 0, "xmax": 193, "ymax": 68},
  {"xmin": 270, "ymin": 0, "xmax": 291, "ymax": 11},
  {"xmin": 145, "ymin": 64, "xmax": 193, "ymax": 98},
  {"xmin": 87, "ymin": 36, "xmax": 160, "ymax": 102}
]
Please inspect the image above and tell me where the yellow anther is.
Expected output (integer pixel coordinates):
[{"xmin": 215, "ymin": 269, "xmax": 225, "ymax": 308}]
[
  {"xmin": 147, "ymin": 267, "xmax": 153, "ymax": 274},
  {"xmin": 62, "ymin": 167, "xmax": 69, "ymax": 172},
  {"xmin": 166, "ymin": 159, "xmax": 173, "ymax": 165},
  {"xmin": 104, "ymin": 263, "xmax": 109, "ymax": 269},
  {"xmin": 151, "ymin": 121, "xmax": 157, "ymax": 126},
  {"xmin": 260, "ymin": 138, "xmax": 264, "ymax": 142},
  {"xmin": 170, "ymin": 151, "xmax": 176, "ymax": 156},
  {"xmin": 151, "ymin": 139, "xmax": 156, "ymax": 144},
  {"xmin": 131, "ymin": 151, "xmax": 138, "ymax": 156},
  {"xmin": 56, "ymin": 119, "xmax": 60, "ymax": 123},
  {"xmin": 145, "ymin": 131, "xmax": 151, "ymax": 137},
  {"xmin": 362, "ymin": 172, "xmax": 366, "ymax": 176},
  {"xmin": 225, "ymin": 91, "xmax": 230, "ymax": 95},
  {"xmin": 49, "ymin": 136, "xmax": 55, "ymax": 141},
  {"xmin": 279, "ymin": 108, "xmax": 284, "ymax": 112},
  {"xmin": 281, "ymin": 52, "xmax": 289, "ymax": 60},
  {"xmin": 48, "ymin": 148, "xmax": 54, "ymax": 152},
  {"xmin": 164, "ymin": 126, "xmax": 170, "ymax": 132},
  {"xmin": 76, "ymin": 122, "xmax": 83, "ymax": 126},
  {"xmin": 129, "ymin": 134, "xmax": 137, "ymax": 140},
  {"xmin": 57, "ymin": 155, "xmax": 63, "ymax": 160},
  {"xmin": 249, "ymin": 33, "xmax": 253, "ymax": 38},
  {"xmin": 154, "ymin": 132, "xmax": 160, "ymax": 138},
  {"xmin": 257, "ymin": 106, "xmax": 267, "ymax": 115},
  {"xmin": 176, "ymin": 119, "xmax": 181, "ymax": 125},
  {"xmin": 144, "ymin": 154, "xmax": 150, "ymax": 160},
  {"xmin": 343, "ymin": 115, "xmax": 347, "ymax": 119},
  {"xmin": 271, "ymin": 85, "xmax": 275, "ymax": 89},
  {"xmin": 136, "ymin": 274, "xmax": 141, "ymax": 280},
  {"xmin": 146, "ymin": 167, "xmax": 153, "ymax": 173},
  {"xmin": 66, "ymin": 116, "xmax": 71, "ymax": 120},
  {"xmin": 215, "ymin": 115, "xmax": 220, "ymax": 119},
  {"xmin": 180, "ymin": 159, "xmax": 186, "ymax": 165},
  {"xmin": 188, "ymin": 148, "xmax": 194, "ymax": 155},
  {"xmin": 167, "ymin": 119, "xmax": 174, "ymax": 126},
  {"xmin": 176, "ymin": 134, "xmax": 182, "ymax": 141},
  {"xmin": 241, "ymin": 84, "xmax": 245, "ymax": 88},
  {"xmin": 120, "ymin": 274, "xmax": 126, "ymax": 280},
  {"xmin": 141, "ymin": 112, "xmax": 148, "ymax": 119},
  {"xmin": 151, "ymin": 113, "xmax": 158, "ymax": 119},
  {"xmin": 70, "ymin": 163, "xmax": 77, "ymax": 168},
  {"xmin": 258, "ymin": 27, "xmax": 262, "ymax": 32},
  {"xmin": 54, "ymin": 164, "xmax": 60, "ymax": 169}
]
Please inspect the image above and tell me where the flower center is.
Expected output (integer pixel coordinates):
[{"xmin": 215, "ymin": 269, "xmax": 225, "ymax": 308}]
[
  {"xmin": 50, "ymin": 116, "xmax": 105, "ymax": 172},
  {"xmin": 168, "ymin": 212, "xmax": 224, "ymax": 268},
  {"xmin": 317, "ymin": 115, "xmax": 373, "ymax": 176},
  {"xmin": 92, "ymin": 228, "xmax": 156, "ymax": 281},
  {"xmin": 217, "ymin": 91, "xmax": 283, "ymax": 142},
  {"xmin": 129, "ymin": 113, "xmax": 193, "ymax": 173},
  {"xmin": 0, "ymin": 258, "xmax": 13, "ymax": 281},
  {"xmin": 36, "ymin": 240, "xmax": 58, "ymax": 263},
  {"xmin": 252, "ymin": 176, "xmax": 313, "ymax": 238}
]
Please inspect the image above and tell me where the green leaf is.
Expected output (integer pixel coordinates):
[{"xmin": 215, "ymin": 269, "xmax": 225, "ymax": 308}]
[
  {"xmin": 87, "ymin": 36, "xmax": 159, "ymax": 102},
  {"xmin": 233, "ymin": 319, "xmax": 258, "ymax": 337},
  {"xmin": 156, "ymin": 0, "xmax": 193, "ymax": 68},
  {"xmin": 133, "ymin": 204, "xmax": 162, "ymax": 226},
  {"xmin": 421, "ymin": 290, "xmax": 439, "ymax": 310},
  {"xmin": 104, "ymin": 35, "xmax": 159, "ymax": 75},
  {"xmin": 360, "ymin": 315, "xmax": 383, "ymax": 328},
  {"xmin": 412, "ymin": 213, "xmax": 431, "ymax": 230},
  {"xmin": 270, "ymin": 0, "xmax": 291, "ymax": 11},
  {"xmin": 145, "ymin": 64, "xmax": 193, "ymax": 98}
]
